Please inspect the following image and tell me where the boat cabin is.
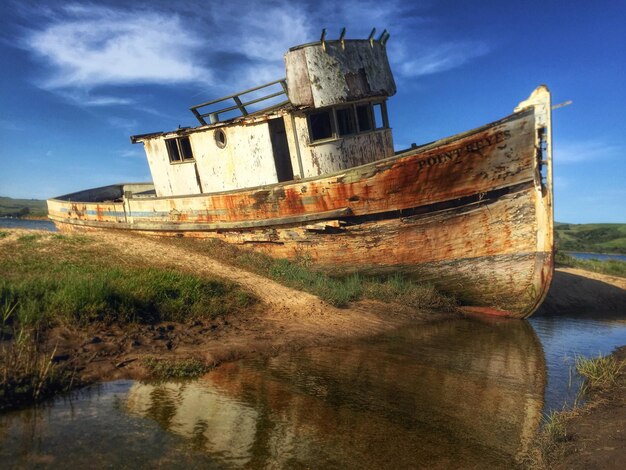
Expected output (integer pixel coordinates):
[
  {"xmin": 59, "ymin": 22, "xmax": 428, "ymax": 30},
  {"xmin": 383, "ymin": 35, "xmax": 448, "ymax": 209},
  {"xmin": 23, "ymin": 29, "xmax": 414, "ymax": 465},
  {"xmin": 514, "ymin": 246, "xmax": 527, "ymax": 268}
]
[{"xmin": 131, "ymin": 34, "xmax": 397, "ymax": 198}]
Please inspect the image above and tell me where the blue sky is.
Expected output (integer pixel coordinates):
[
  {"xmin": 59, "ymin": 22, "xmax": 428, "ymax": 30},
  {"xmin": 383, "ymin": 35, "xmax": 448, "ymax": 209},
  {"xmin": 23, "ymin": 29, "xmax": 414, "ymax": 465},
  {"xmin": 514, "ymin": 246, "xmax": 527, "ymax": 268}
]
[{"xmin": 0, "ymin": 0, "xmax": 624, "ymax": 223}]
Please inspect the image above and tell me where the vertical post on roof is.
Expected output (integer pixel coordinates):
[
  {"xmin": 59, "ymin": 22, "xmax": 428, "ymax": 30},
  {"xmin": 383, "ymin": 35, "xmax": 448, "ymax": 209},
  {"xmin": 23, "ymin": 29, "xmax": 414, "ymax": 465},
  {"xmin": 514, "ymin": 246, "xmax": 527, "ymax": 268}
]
[
  {"xmin": 368, "ymin": 28, "xmax": 376, "ymax": 48},
  {"xmin": 320, "ymin": 28, "xmax": 327, "ymax": 52},
  {"xmin": 381, "ymin": 31, "xmax": 390, "ymax": 46},
  {"xmin": 339, "ymin": 28, "xmax": 346, "ymax": 49},
  {"xmin": 378, "ymin": 29, "xmax": 387, "ymax": 43}
]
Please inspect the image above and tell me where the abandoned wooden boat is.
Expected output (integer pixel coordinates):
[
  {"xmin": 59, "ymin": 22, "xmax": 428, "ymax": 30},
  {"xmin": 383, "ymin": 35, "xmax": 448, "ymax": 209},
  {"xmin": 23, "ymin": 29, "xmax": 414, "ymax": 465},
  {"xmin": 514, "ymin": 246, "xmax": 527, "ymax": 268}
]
[{"xmin": 48, "ymin": 33, "xmax": 554, "ymax": 319}]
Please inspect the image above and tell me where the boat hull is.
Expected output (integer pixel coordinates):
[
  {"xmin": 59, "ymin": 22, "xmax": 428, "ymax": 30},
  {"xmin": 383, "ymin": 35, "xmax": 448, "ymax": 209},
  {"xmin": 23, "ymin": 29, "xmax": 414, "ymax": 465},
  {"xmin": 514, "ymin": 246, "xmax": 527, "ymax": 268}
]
[{"xmin": 48, "ymin": 88, "xmax": 554, "ymax": 318}]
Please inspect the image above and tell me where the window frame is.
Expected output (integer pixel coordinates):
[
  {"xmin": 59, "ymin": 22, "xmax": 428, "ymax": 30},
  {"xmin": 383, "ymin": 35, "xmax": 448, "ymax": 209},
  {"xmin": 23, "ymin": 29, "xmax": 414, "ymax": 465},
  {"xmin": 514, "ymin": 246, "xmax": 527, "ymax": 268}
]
[
  {"xmin": 307, "ymin": 100, "xmax": 389, "ymax": 144},
  {"xmin": 335, "ymin": 106, "xmax": 357, "ymax": 137},
  {"xmin": 165, "ymin": 136, "xmax": 195, "ymax": 164},
  {"xmin": 307, "ymin": 109, "xmax": 335, "ymax": 142}
]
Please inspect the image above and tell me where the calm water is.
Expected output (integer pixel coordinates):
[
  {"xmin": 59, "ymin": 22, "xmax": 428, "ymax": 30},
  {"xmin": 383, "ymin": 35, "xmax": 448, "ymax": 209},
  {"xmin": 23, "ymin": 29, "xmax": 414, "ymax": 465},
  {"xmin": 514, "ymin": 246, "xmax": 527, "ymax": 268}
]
[
  {"xmin": 0, "ymin": 218, "xmax": 57, "ymax": 231},
  {"xmin": 2, "ymin": 312, "xmax": 625, "ymax": 469},
  {"xmin": 566, "ymin": 251, "xmax": 626, "ymax": 262}
]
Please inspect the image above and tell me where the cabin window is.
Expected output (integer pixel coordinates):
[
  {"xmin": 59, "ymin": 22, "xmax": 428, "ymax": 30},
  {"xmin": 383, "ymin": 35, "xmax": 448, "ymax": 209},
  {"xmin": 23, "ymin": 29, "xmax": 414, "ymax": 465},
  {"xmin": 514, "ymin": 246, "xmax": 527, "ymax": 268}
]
[
  {"xmin": 309, "ymin": 110, "xmax": 333, "ymax": 141},
  {"xmin": 307, "ymin": 101, "xmax": 389, "ymax": 143},
  {"xmin": 165, "ymin": 136, "xmax": 194, "ymax": 163},
  {"xmin": 372, "ymin": 102, "xmax": 387, "ymax": 129},
  {"xmin": 215, "ymin": 129, "xmax": 227, "ymax": 148},
  {"xmin": 356, "ymin": 104, "xmax": 373, "ymax": 132},
  {"xmin": 336, "ymin": 107, "xmax": 356, "ymax": 136}
]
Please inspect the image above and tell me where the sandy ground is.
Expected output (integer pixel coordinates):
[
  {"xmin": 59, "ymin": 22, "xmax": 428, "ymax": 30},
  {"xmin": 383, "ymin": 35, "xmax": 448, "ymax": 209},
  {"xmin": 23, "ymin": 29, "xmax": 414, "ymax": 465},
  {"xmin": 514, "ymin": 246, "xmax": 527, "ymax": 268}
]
[{"xmin": 538, "ymin": 266, "xmax": 626, "ymax": 316}]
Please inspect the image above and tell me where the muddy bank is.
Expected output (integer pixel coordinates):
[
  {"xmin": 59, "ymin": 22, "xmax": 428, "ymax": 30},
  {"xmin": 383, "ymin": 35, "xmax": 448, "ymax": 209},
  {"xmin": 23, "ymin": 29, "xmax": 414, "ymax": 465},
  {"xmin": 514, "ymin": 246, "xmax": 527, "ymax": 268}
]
[
  {"xmin": 42, "ymin": 298, "xmax": 449, "ymax": 386},
  {"xmin": 542, "ymin": 346, "xmax": 626, "ymax": 469}
]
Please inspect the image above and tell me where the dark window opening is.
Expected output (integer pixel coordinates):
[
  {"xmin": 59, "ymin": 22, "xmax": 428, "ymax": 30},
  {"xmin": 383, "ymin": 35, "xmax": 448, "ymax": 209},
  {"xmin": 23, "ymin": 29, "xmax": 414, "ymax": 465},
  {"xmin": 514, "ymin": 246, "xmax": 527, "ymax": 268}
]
[
  {"xmin": 336, "ymin": 107, "xmax": 356, "ymax": 136},
  {"xmin": 179, "ymin": 137, "xmax": 194, "ymax": 160},
  {"xmin": 166, "ymin": 137, "xmax": 194, "ymax": 163},
  {"xmin": 356, "ymin": 104, "xmax": 373, "ymax": 132},
  {"xmin": 166, "ymin": 139, "xmax": 181, "ymax": 162},
  {"xmin": 309, "ymin": 111, "xmax": 333, "ymax": 141}
]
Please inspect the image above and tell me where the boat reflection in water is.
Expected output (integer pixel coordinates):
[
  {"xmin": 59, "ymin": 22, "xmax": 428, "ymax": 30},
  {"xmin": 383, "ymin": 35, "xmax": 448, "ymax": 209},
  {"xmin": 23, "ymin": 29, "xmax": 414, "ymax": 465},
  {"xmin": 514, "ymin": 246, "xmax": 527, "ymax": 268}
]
[{"xmin": 125, "ymin": 318, "xmax": 546, "ymax": 468}]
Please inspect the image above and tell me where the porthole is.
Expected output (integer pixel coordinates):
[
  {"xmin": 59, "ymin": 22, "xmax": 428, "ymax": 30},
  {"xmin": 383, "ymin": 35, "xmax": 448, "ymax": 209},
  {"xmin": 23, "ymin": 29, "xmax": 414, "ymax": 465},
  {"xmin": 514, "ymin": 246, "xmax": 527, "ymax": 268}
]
[{"xmin": 215, "ymin": 129, "xmax": 227, "ymax": 148}]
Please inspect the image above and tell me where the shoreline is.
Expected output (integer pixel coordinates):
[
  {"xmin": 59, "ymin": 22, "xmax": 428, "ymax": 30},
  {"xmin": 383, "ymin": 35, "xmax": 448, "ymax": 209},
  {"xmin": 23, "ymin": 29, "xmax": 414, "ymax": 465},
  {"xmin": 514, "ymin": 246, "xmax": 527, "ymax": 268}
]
[{"xmin": 537, "ymin": 346, "xmax": 626, "ymax": 469}]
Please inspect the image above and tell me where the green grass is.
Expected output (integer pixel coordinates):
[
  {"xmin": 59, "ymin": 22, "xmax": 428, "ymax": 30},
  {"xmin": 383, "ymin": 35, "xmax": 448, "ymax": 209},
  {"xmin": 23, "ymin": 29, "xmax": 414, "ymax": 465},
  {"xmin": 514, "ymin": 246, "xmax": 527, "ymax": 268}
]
[
  {"xmin": 183, "ymin": 238, "xmax": 456, "ymax": 311},
  {"xmin": 0, "ymin": 233, "xmax": 257, "ymax": 330},
  {"xmin": 556, "ymin": 222, "xmax": 626, "ymax": 255},
  {"xmin": 0, "ymin": 266, "xmax": 255, "ymax": 328},
  {"xmin": 144, "ymin": 357, "xmax": 209, "ymax": 379},
  {"xmin": 542, "ymin": 410, "xmax": 569, "ymax": 443},
  {"xmin": 555, "ymin": 251, "xmax": 626, "ymax": 278},
  {"xmin": 0, "ymin": 232, "xmax": 258, "ymax": 412},
  {"xmin": 0, "ymin": 196, "xmax": 47, "ymax": 218},
  {"xmin": 50, "ymin": 233, "xmax": 92, "ymax": 245},
  {"xmin": 17, "ymin": 233, "xmax": 43, "ymax": 244},
  {"xmin": 575, "ymin": 353, "xmax": 624, "ymax": 389},
  {"xmin": 1, "ymin": 333, "xmax": 76, "ymax": 412},
  {"xmin": 0, "ymin": 231, "xmax": 8, "ymax": 239}
]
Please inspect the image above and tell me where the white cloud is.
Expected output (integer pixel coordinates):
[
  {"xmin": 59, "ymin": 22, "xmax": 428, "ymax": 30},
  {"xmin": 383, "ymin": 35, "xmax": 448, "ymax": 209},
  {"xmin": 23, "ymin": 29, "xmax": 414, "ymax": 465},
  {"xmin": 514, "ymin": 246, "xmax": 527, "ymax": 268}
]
[
  {"xmin": 17, "ymin": 1, "xmax": 491, "ymax": 107},
  {"xmin": 394, "ymin": 41, "xmax": 491, "ymax": 78},
  {"xmin": 556, "ymin": 140, "xmax": 620, "ymax": 164},
  {"xmin": 57, "ymin": 89, "xmax": 134, "ymax": 107},
  {"xmin": 23, "ymin": 5, "xmax": 212, "ymax": 90}
]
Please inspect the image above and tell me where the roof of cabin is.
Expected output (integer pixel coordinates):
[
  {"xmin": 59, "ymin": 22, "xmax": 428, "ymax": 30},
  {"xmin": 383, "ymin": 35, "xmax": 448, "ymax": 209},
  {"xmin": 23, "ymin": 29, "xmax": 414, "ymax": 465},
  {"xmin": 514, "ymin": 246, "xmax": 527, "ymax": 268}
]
[{"xmin": 130, "ymin": 102, "xmax": 295, "ymax": 144}]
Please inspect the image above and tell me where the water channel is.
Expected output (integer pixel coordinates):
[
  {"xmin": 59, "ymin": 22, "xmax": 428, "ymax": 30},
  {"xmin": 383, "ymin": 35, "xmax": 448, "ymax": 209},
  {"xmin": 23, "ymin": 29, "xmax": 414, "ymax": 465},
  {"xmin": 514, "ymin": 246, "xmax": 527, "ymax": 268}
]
[
  {"xmin": 0, "ymin": 218, "xmax": 57, "ymax": 232},
  {"xmin": 1, "ymin": 311, "xmax": 625, "ymax": 469},
  {"xmin": 566, "ymin": 252, "xmax": 626, "ymax": 262}
]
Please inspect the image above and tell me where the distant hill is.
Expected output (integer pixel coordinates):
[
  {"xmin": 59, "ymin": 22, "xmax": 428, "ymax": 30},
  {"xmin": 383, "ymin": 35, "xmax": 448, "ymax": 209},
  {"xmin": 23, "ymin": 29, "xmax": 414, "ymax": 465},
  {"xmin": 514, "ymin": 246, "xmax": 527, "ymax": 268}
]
[
  {"xmin": 555, "ymin": 222, "xmax": 626, "ymax": 255},
  {"xmin": 0, "ymin": 197, "xmax": 47, "ymax": 218}
]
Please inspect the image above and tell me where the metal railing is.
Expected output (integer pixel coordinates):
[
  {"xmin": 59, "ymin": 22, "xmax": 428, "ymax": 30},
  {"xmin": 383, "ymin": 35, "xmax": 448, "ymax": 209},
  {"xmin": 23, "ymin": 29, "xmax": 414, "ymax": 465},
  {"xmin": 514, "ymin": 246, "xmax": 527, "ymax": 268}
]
[{"xmin": 190, "ymin": 79, "xmax": 289, "ymax": 125}]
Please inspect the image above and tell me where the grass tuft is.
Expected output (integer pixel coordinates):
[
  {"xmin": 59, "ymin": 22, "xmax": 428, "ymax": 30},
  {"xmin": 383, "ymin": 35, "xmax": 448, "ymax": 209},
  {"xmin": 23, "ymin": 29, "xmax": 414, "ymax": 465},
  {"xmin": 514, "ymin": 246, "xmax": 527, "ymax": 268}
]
[
  {"xmin": 193, "ymin": 239, "xmax": 455, "ymax": 310},
  {"xmin": 0, "ymin": 231, "xmax": 8, "ymax": 239},
  {"xmin": 51, "ymin": 233, "xmax": 92, "ymax": 245},
  {"xmin": 17, "ymin": 233, "xmax": 42, "ymax": 244},
  {"xmin": 1, "ymin": 329, "xmax": 76, "ymax": 412},
  {"xmin": 542, "ymin": 410, "xmax": 569, "ymax": 443},
  {"xmin": 575, "ymin": 353, "xmax": 625, "ymax": 389},
  {"xmin": 363, "ymin": 274, "xmax": 457, "ymax": 311},
  {"xmin": 144, "ymin": 357, "xmax": 209, "ymax": 379}
]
